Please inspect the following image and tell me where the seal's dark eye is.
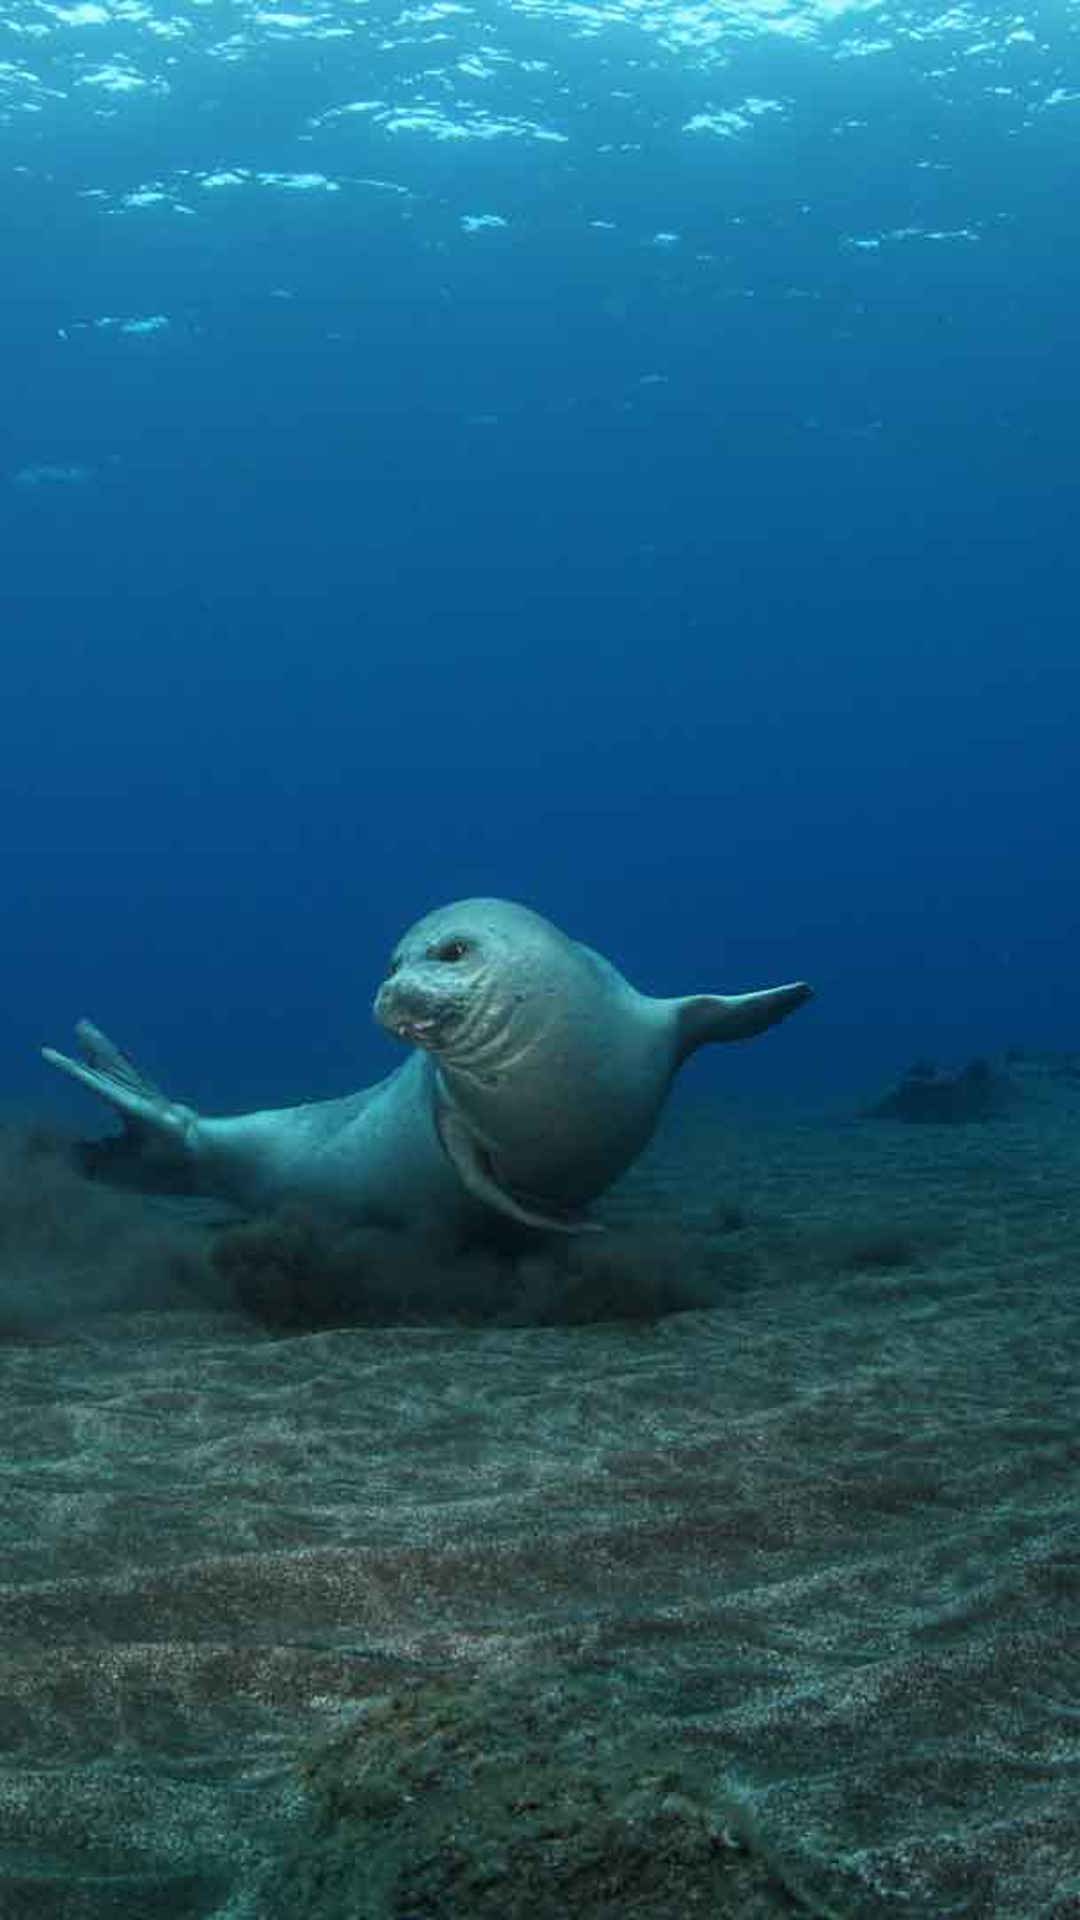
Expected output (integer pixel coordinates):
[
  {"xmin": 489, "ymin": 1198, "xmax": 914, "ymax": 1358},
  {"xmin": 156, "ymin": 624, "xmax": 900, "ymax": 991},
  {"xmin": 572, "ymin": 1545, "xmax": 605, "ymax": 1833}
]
[{"xmin": 433, "ymin": 938, "xmax": 469, "ymax": 963}]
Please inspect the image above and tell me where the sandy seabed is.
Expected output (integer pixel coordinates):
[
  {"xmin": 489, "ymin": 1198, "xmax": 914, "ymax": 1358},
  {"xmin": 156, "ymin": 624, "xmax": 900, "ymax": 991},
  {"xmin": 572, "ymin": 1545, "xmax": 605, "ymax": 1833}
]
[{"xmin": 1, "ymin": 1065, "xmax": 1079, "ymax": 1919}]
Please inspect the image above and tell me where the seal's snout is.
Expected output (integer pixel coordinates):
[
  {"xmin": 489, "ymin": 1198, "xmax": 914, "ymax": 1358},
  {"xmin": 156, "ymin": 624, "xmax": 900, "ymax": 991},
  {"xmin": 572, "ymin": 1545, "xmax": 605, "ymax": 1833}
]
[{"xmin": 373, "ymin": 974, "xmax": 463, "ymax": 1051}]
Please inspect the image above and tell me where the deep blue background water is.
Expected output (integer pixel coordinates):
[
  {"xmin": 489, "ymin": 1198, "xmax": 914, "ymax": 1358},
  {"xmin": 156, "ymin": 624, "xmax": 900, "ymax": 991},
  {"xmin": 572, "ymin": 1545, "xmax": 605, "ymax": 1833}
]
[{"xmin": 3, "ymin": 0, "xmax": 1078, "ymax": 1117}]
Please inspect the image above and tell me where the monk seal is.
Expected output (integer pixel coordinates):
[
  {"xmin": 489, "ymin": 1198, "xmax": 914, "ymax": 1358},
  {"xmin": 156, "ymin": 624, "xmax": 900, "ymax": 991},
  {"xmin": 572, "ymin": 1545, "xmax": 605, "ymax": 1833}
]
[{"xmin": 42, "ymin": 897, "xmax": 812, "ymax": 1238}]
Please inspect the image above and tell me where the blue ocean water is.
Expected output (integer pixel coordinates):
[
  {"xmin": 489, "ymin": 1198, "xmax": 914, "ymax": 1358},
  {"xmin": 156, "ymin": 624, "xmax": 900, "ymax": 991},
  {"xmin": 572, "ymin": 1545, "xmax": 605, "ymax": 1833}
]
[
  {"xmin": 5, "ymin": 19, "xmax": 1080, "ymax": 1914},
  {"xmin": 3, "ymin": 0, "xmax": 1079, "ymax": 1121}
]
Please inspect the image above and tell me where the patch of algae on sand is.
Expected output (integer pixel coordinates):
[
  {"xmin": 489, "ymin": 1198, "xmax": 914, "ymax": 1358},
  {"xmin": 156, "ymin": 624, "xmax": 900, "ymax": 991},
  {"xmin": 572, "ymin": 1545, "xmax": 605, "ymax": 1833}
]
[
  {"xmin": 254, "ymin": 1665, "xmax": 805, "ymax": 1920},
  {"xmin": 255, "ymin": 1666, "xmax": 803, "ymax": 1920}
]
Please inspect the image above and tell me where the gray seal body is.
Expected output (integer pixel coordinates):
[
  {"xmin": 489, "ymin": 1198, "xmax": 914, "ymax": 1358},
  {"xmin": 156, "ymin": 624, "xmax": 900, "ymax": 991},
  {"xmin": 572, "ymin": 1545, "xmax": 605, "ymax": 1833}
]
[{"xmin": 43, "ymin": 898, "xmax": 812, "ymax": 1239}]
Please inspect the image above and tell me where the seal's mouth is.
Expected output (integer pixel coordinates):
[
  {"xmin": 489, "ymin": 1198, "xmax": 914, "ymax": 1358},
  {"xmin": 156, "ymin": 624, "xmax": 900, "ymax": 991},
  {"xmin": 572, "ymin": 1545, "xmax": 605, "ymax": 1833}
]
[
  {"xmin": 387, "ymin": 1014, "xmax": 443, "ymax": 1049},
  {"xmin": 373, "ymin": 981, "xmax": 463, "ymax": 1052}
]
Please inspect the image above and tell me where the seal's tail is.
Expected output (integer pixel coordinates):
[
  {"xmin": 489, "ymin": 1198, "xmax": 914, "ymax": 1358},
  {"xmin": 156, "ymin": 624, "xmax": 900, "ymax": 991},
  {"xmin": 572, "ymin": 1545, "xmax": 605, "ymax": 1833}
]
[{"xmin": 42, "ymin": 1020, "xmax": 194, "ymax": 1149}]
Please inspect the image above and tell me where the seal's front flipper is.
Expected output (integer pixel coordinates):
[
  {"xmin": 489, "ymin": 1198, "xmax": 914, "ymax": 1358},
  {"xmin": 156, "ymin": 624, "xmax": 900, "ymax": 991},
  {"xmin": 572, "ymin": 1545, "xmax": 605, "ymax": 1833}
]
[
  {"xmin": 435, "ymin": 1098, "xmax": 603, "ymax": 1236},
  {"xmin": 42, "ymin": 1020, "xmax": 197, "ymax": 1155},
  {"xmin": 672, "ymin": 981, "xmax": 813, "ymax": 1064}
]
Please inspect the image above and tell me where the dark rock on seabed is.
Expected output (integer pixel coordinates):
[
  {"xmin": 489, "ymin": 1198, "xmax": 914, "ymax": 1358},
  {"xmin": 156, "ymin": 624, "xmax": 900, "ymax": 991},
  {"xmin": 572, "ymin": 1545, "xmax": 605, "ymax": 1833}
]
[{"xmin": 864, "ymin": 1054, "xmax": 1020, "ymax": 1124}]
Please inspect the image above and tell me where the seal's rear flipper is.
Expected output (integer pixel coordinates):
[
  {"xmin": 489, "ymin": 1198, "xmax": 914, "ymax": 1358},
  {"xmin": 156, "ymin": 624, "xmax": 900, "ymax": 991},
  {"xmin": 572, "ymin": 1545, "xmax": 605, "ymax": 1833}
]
[
  {"xmin": 672, "ymin": 982, "xmax": 813, "ymax": 1064},
  {"xmin": 42, "ymin": 1020, "xmax": 197, "ymax": 1156}
]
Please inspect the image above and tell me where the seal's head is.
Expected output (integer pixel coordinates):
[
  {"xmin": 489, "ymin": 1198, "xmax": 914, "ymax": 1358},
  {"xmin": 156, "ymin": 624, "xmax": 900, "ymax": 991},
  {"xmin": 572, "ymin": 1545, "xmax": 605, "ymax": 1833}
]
[
  {"xmin": 372, "ymin": 897, "xmax": 570, "ymax": 1071},
  {"xmin": 374, "ymin": 897, "xmax": 618, "ymax": 1232}
]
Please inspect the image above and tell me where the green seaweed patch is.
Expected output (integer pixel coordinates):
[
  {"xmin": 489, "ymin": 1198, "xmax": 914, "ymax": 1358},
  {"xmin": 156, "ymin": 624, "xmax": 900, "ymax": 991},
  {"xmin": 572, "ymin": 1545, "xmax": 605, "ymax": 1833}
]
[{"xmin": 253, "ymin": 1667, "xmax": 804, "ymax": 1920}]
